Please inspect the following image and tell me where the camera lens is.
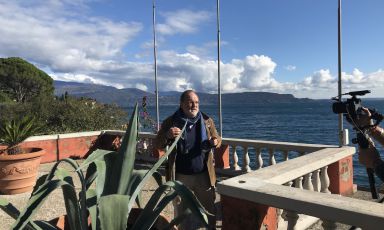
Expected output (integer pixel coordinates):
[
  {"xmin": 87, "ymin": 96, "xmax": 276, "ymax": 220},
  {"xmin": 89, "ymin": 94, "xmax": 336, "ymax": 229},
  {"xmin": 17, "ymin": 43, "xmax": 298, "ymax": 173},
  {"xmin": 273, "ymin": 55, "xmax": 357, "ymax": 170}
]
[{"xmin": 332, "ymin": 102, "xmax": 347, "ymax": 114}]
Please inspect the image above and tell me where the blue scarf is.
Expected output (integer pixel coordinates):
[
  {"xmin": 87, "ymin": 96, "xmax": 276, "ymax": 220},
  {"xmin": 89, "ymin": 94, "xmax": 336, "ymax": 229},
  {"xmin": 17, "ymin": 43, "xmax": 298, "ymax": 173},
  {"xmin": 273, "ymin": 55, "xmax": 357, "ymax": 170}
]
[{"xmin": 173, "ymin": 109, "xmax": 208, "ymax": 154}]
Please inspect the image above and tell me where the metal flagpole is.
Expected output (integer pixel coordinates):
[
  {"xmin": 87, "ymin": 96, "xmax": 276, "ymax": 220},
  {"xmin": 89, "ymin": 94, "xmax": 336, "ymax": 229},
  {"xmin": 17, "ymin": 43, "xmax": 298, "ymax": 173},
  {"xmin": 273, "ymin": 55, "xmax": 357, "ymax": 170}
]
[
  {"xmin": 217, "ymin": 0, "xmax": 223, "ymax": 137},
  {"xmin": 153, "ymin": 0, "xmax": 160, "ymax": 131},
  {"xmin": 338, "ymin": 0, "xmax": 343, "ymax": 146}
]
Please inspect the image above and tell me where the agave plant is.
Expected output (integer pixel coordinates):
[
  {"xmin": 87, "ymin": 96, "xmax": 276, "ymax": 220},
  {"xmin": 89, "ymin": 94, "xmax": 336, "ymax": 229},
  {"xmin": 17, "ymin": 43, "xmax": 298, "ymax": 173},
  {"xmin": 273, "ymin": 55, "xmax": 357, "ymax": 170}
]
[
  {"xmin": 0, "ymin": 116, "xmax": 41, "ymax": 155},
  {"xmin": 0, "ymin": 104, "xmax": 210, "ymax": 230}
]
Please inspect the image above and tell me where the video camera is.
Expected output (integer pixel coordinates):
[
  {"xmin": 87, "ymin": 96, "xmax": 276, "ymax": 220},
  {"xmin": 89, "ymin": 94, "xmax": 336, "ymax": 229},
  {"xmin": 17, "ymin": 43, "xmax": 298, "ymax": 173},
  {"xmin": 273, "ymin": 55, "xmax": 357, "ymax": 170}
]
[
  {"xmin": 332, "ymin": 90, "xmax": 370, "ymax": 120},
  {"xmin": 332, "ymin": 90, "xmax": 383, "ymax": 148},
  {"xmin": 332, "ymin": 90, "xmax": 383, "ymax": 127}
]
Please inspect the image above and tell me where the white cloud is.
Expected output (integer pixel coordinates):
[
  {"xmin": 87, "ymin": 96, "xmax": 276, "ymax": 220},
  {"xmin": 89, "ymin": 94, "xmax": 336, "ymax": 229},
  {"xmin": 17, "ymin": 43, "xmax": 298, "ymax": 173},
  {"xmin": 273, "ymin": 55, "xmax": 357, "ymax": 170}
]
[
  {"xmin": 285, "ymin": 65, "xmax": 296, "ymax": 71},
  {"xmin": 2, "ymin": 1, "xmax": 384, "ymax": 99},
  {"xmin": 0, "ymin": 1, "xmax": 142, "ymax": 72},
  {"xmin": 157, "ymin": 10, "xmax": 212, "ymax": 35}
]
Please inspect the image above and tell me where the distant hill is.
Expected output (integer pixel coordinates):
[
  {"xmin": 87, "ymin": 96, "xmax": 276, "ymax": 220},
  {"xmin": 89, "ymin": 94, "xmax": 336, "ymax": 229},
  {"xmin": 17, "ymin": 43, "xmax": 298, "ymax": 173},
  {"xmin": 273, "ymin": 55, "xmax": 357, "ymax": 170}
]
[{"xmin": 54, "ymin": 80, "xmax": 313, "ymax": 107}]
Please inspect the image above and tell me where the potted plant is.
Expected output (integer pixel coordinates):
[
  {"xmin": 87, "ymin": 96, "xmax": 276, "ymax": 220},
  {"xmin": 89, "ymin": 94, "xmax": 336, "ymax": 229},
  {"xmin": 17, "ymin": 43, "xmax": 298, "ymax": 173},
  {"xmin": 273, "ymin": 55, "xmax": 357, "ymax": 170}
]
[
  {"xmin": 0, "ymin": 116, "xmax": 45, "ymax": 195},
  {"xmin": 0, "ymin": 104, "xmax": 210, "ymax": 229}
]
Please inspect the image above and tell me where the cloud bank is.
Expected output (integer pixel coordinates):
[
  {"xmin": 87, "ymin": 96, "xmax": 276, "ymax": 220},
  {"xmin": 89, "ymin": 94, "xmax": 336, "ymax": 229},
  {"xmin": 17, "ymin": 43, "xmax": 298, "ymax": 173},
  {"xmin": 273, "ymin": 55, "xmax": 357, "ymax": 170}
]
[{"xmin": 1, "ymin": 1, "xmax": 384, "ymax": 99}]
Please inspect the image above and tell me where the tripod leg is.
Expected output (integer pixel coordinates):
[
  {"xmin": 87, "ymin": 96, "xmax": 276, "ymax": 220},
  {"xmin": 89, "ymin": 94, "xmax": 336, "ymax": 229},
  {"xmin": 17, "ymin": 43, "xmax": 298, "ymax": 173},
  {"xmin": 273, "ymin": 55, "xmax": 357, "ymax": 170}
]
[{"xmin": 367, "ymin": 168, "xmax": 380, "ymax": 200}]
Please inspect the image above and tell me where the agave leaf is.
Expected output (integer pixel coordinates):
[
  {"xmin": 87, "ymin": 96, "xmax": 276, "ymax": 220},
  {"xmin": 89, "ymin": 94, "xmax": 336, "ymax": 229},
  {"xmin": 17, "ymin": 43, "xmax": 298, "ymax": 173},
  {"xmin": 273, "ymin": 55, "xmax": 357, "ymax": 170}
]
[
  {"xmin": 12, "ymin": 179, "xmax": 68, "ymax": 230},
  {"xmin": 129, "ymin": 170, "xmax": 163, "ymax": 208},
  {"xmin": 130, "ymin": 189, "xmax": 178, "ymax": 230},
  {"xmin": 55, "ymin": 168, "xmax": 84, "ymax": 230},
  {"xmin": 30, "ymin": 174, "xmax": 49, "ymax": 196},
  {"xmin": 110, "ymin": 103, "xmax": 139, "ymax": 195},
  {"xmin": 152, "ymin": 171, "xmax": 164, "ymax": 187},
  {"xmin": 33, "ymin": 221, "xmax": 60, "ymax": 230},
  {"xmin": 164, "ymin": 209, "xmax": 192, "ymax": 229},
  {"xmin": 169, "ymin": 180, "xmax": 211, "ymax": 225},
  {"xmin": 129, "ymin": 170, "xmax": 145, "ymax": 208},
  {"xmin": 98, "ymin": 195, "xmax": 130, "ymax": 230},
  {"xmin": 36, "ymin": 158, "xmax": 88, "ymax": 230},
  {"xmin": 78, "ymin": 149, "xmax": 116, "ymax": 171},
  {"xmin": 93, "ymin": 157, "xmax": 109, "ymax": 199},
  {"xmin": 131, "ymin": 180, "xmax": 210, "ymax": 230},
  {"xmin": 127, "ymin": 122, "xmax": 186, "ymax": 212},
  {"xmin": 84, "ymin": 162, "xmax": 97, "ymax": 190},
  {"xmin": 85, "ymin": 189, "xmax": 98, "ymax": 230},
  {"xmin": 0, "ymin": 198, "xmax": 43, "ymax": 230},
  {"xmin": 44, "ymin": 158, "xmax": 83, "ymax": 183},
  {"xmin": 0, "ymin": 197, "xmax": 20, "ymax": 220}
]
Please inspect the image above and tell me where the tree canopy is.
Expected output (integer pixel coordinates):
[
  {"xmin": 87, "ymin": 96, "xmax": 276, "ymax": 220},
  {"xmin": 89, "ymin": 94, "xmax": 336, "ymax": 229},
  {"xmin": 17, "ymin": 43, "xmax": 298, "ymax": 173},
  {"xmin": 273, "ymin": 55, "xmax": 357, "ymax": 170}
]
[
  {"xmin": 0, "ymin": 57, "xmax": 127, "ymax": 134},
  {"xmin": 0, "ymin": 57, "xmax": 54, "ymax": 103}
]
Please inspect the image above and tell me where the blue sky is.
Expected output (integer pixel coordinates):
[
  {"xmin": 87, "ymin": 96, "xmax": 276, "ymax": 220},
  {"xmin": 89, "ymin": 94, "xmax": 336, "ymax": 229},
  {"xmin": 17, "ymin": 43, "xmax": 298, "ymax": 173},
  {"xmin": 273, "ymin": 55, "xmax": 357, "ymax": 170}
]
[{"xmin": 0, "ymin": 0, "xmax": 383, "ymax": 99}]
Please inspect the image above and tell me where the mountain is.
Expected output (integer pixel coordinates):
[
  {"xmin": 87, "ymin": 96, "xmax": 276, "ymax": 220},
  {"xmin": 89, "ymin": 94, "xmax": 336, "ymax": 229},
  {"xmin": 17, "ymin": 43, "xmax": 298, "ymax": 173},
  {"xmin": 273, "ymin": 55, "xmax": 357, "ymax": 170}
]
[{"xmin": 54, "ymin": 80, "xmax": 312, "ymax": 107}]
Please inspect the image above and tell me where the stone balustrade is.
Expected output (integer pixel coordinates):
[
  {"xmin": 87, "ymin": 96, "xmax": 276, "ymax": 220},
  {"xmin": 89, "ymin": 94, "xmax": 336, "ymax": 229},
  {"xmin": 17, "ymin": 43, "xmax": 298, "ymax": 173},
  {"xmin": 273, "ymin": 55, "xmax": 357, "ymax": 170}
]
[
  {"xmin": 216, "ymin": 146, "xmax": 383, "ymax": 230},
  {"xmin": 218, "ymin": 138, "xmax": 335, "ymax": 176}
]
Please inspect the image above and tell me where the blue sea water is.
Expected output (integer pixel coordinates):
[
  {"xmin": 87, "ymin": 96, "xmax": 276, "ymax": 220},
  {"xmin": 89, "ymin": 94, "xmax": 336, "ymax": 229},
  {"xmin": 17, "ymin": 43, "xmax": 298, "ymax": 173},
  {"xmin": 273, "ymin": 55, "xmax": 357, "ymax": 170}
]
[{"xmin": 138, "ymin": 99, "xmax": 384, "ymax": 188}]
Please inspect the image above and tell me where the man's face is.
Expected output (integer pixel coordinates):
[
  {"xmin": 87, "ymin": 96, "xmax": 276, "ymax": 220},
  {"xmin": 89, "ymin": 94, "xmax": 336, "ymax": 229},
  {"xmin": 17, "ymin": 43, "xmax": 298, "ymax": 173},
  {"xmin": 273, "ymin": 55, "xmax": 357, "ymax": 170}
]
[{"xmin": 181, "ymin": 92, "xmax": 199, "ymax": 118}]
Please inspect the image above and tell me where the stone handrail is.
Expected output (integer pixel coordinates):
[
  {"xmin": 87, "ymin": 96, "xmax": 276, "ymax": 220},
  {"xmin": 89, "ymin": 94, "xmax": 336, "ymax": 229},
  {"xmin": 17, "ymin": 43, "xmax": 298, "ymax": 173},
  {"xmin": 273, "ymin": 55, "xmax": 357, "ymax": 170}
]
[{"xmin": 216, "ymin": 146, "xmax": 384, "ymax": 229}]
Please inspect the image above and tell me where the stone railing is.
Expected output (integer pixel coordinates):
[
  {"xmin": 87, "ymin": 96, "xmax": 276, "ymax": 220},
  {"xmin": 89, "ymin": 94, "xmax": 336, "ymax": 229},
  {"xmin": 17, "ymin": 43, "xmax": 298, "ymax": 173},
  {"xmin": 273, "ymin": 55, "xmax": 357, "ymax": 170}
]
[
  {"xmin": 217, "ymin": 146, "xmax": 384, "ymax": 229},
  {"xmin": 218, "ymin": 138, "xmax": 334, "ymax": 176}
]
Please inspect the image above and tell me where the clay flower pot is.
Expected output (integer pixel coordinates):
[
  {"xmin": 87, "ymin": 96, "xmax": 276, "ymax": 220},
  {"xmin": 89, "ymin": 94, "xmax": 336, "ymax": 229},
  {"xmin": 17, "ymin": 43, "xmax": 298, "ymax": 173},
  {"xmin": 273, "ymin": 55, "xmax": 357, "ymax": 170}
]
[{"xmin": 0, "ymin": 147, "xmax": 45, "ymax": 195}]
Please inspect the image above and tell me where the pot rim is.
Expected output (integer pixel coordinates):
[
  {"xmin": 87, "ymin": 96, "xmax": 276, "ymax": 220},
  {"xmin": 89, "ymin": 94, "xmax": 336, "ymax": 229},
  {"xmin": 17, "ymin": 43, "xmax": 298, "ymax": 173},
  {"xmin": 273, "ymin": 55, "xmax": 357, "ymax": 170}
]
[{"xmin": 0, "ymin": 148, "xmax": 45, "ymax": 161}]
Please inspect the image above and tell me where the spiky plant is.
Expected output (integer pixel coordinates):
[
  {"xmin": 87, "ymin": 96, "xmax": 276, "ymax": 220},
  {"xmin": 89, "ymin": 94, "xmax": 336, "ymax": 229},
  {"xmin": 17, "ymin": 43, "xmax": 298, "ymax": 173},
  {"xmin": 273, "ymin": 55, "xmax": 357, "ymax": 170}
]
[
  {"xmin": 0, "ymin": 116, "xmax": 41, "ymax": 155},
  {"xmin": 0, "ymin": 104, "xmax": 210, "ymax": 230}
]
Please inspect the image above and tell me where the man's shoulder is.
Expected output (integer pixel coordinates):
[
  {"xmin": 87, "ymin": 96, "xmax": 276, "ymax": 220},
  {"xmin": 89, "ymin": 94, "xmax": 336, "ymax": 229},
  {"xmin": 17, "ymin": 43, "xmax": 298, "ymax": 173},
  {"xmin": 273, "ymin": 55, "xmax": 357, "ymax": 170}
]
[
  {"xmin": 163, "ymin": 115, "xmax": 174, "ymax": 124},
  {"xmin": 201, "ymin": 112, "xmax": 211, "ymax": 121}
]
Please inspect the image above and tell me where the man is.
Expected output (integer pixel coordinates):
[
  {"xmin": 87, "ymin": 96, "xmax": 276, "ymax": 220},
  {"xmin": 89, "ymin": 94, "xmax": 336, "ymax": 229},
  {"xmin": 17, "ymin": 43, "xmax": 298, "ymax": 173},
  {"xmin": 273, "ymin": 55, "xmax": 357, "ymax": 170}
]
[
  {"xmin": 355, "ymin": 108, "xmax": 384, "ymax": 181},
  {"xmin": 155, "ymin": 90, "xmax": 221, "ymax": 229}
]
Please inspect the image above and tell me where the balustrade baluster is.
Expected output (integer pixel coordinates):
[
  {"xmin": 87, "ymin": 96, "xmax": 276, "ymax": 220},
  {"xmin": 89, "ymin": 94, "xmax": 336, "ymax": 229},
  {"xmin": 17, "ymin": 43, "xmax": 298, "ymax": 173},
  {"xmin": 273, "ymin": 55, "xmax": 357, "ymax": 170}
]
[
  {"xmin": 232, "ymin": 145, "xmax": 241, "ymax": 170},
  {"xmin": 281, "ymin": 181, "xmax": 293, "ymax": 221},
  {"xmin": 295, "ymin": 176, "xmax": 303, "ymax": 190},
  {"xmin": 286, "ymin": 177, "xmax": 304, "ymax": 230},
  {"xmin": 256, "ymin": 148, "xmax": 263, "ymax": 169},
  {"xmin": 243, "ymin": 146, "xmax": 251, "ymax": 172},
  {"xmin": 283, "ymin": 150, "xmax": 289, "ymax": 161},
  {"xmin": 286, "ymin": 211, "xmax": 299, "ymax": 230},
  {"xmin": 269, "ymin": 149, "xmax": 276, "ymax": 165},
  {"xmin": 313, "ymin": 169, "xmax": 321, "ymax": 192},
  {"xmin": 320, "ymin": 166, "xmax": 331, "ymax": 194},
  {"xmin": 303, "ymin": 173, "xmax": 314, "ymax": 191}
]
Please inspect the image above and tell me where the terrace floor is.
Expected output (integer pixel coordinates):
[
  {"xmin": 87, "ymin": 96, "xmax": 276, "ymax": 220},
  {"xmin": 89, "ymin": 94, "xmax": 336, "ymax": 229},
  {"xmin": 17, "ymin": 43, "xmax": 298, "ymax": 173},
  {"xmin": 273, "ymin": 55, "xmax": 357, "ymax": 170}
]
[{"xmin": 0, "ymin": 161, "xmax": 380, "ymax": 230}]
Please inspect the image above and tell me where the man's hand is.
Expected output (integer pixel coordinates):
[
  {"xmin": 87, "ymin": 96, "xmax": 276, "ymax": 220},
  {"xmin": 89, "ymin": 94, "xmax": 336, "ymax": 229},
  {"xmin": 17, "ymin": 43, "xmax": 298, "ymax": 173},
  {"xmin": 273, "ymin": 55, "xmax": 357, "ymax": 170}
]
[
  {"xmin": 209, "ymin": 137, "xmax": 218, "ymax": 147},
  {"xmin": 167, "ymin": 127, "xmax": 181, "ymax": 139},
  {"xmin": 355, "ymin": 107, "xmax": 374, "ymax": 128}
]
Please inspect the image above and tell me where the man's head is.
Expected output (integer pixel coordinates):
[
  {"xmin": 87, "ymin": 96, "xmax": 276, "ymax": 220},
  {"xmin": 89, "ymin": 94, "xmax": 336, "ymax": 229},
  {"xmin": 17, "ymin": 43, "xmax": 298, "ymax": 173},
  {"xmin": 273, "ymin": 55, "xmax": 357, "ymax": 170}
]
[{"xmin": 180, "ymin": 90, "xmax": 199, "ymax": 118}]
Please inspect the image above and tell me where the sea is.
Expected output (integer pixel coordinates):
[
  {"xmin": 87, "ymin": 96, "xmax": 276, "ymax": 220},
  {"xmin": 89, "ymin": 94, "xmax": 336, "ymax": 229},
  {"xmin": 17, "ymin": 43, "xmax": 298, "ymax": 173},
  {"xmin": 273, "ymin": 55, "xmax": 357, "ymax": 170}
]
[{"xmin": 133, "ymin": 99, "xmax": 384, "ymax": 188}]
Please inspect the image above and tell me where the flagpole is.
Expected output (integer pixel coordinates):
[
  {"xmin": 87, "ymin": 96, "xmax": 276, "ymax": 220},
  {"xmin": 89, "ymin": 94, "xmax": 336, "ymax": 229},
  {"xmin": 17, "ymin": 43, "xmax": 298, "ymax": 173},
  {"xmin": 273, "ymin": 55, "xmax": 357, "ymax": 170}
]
[
  {"xmin": 152, "ymin": 0, "xmax": 160, "ymax": 131},
  {"xmin": 217, "ymin": 0, "xmax": 223, "ymax": 137},
  {"xmin": 338, "ymin": 0, "xmax": 343, "ymax": 146}
]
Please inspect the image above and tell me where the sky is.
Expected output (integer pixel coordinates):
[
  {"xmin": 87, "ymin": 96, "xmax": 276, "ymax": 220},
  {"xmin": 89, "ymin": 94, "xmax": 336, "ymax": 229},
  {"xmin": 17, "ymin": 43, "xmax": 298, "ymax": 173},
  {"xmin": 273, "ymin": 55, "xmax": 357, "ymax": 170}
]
[{"xmin": 0, "ymin": 0, "xmax": 383, "ymax": 99}]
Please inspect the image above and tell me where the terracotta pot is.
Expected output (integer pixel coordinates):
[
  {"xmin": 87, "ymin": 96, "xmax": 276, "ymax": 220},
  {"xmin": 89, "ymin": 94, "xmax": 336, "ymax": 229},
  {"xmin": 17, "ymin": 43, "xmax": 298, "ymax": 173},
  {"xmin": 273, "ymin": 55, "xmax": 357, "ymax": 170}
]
[
  {"xmin": 49, "ymin": 215, "xmax": 92, "ymax": 230},
  {"xmin": 0, "ymin": 148, "xmax": 45, "ymax": 195}
]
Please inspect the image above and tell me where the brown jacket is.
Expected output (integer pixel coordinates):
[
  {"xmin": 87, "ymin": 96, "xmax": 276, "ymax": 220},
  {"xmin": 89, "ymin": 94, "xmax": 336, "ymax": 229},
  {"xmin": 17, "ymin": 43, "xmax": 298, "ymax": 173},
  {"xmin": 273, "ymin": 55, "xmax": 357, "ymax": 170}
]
[{"xmin": 155, "ymin": 112, "xmax": 222, "ymax": 187}]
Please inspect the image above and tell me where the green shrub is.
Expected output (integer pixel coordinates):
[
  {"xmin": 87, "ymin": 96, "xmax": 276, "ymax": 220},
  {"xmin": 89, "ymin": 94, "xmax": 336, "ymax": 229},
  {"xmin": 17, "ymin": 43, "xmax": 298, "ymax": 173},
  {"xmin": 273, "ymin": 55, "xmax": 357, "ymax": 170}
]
[{"xmin": 0, "ymin": 116, "xmax": 41, "ymax": 155}]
